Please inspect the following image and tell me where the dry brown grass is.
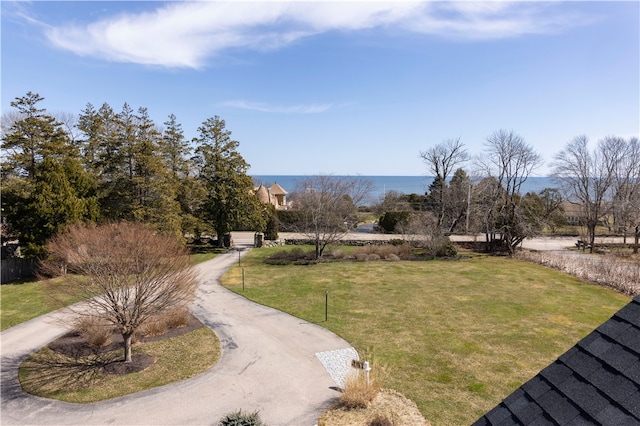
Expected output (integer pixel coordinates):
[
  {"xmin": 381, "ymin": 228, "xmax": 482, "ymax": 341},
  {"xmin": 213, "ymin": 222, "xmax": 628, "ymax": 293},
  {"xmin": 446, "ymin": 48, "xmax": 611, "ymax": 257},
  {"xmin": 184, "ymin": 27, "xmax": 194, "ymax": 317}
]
[
  {"xmin": 73, "ymin": 317, "xmax": 113, "ymax": 348},
  {"xmin": 516, "ymin": 250, "xmax": 640, "ymax": 296},
  {"xmin": 137, "ymin": 307, "xmax": 191, "ymax": 338},
  {"xmin": 319, "ymin": 389, "xmax": 430, "ymax": 426},
  {"xmin": 340, "ymin": 371, "xmax": 381, "ymax": 409},
  {"xmin": 352, "ymin": 244, "xmax": 412, "ymax": 261}
]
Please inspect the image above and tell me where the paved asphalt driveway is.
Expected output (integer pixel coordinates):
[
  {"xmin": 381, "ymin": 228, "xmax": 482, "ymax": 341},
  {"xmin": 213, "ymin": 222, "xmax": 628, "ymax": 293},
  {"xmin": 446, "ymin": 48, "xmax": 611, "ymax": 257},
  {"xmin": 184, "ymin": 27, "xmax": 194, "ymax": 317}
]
[
  {"xmin": 1, "ymin": 232, "xmax": 623, "ymax": 425},
  {"xmin": 1, "ymin": 236, "xmax": 354, "ymax": 425}
]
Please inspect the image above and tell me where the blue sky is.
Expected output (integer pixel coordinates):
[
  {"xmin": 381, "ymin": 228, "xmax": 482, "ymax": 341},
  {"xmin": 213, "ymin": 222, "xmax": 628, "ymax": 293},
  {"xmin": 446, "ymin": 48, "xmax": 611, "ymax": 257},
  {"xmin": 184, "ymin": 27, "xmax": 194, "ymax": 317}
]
[{"xmin": 2, "ymin": 1, "xmax": 638, "ymax": 176}]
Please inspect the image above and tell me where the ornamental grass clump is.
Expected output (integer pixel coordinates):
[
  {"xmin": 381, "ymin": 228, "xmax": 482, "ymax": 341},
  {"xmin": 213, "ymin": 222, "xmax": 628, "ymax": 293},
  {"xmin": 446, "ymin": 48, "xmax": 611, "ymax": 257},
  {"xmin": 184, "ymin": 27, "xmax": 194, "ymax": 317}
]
[
  {"xmin": 340, "ymin": 362, "xmax": 387, "ymax": 410},
  {"xmin": 137, "ymin": 307, "xmax": 191, "ymax": 338},
  {"xmin": 74, "ymin": 317, "xmax": 113, "ymax": 349},
  {"xmin": 218, "ymin": 410, "xmax": 265, "ymax": 426},
  {"xmin": 340, "ymin": 372, "xmax": 380, "ymax": 409},
  {"xmin": 352, "ymin": 244, "xmax": 411, "ymax": 261}
]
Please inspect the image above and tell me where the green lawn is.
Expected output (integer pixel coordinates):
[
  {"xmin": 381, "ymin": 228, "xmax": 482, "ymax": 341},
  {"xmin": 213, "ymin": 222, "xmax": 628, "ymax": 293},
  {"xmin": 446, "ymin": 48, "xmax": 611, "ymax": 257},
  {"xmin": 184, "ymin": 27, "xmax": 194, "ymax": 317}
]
[
  {"xmin": 0, "ymin": 277, "xmax": 79, "ymax": 331},
  {"xmin": 19, "ymin": 326, "xmax": 220, "ymax": 402},
  {"xmin": 1, "ymin": 253, "xmax": 216, "ymax": 332},
  {"xmin": 221, "ymin": 247, "xmax": 630, "ymax": 426}
]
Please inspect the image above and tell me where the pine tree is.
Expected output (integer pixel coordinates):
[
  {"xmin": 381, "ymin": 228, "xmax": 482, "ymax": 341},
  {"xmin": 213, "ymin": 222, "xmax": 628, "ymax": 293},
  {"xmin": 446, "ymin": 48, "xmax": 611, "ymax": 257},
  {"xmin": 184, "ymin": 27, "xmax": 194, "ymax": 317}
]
[
  {"xmin": 1, "ymin": 92, "xmax": 98, "ymax": 256},
  {"xmin": 2, "ymin": 92, "xmax": 74, "ymax": 179},
  {"xmin": 161, "ymin": 114, "xmax": 206, "ymax": 237},
  {"xmin": 78, "ymin": 103, "xmax": 183, "ymax": 236},
  {"xmin": 131, "ymin": 107, "xmax": 182, "ymax": 237},
  {"xmin": 193, "ymin": 116, "xmax": 263, "ymax": 246}
]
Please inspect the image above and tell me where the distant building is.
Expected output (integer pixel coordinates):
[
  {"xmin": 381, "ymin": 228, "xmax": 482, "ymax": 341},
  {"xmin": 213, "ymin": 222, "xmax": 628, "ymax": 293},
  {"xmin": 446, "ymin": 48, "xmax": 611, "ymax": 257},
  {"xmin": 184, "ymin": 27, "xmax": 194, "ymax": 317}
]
[
  {"xmin": 255, "ymin": 183, "xmax": 289, "ymax": 210},
  {"xmin": 560, "ymin": 201, "xmax": 613, "ymax": 227},
  {"xmin": 561, "ymin": 201, "xmax": 584, "ymax": 226}
]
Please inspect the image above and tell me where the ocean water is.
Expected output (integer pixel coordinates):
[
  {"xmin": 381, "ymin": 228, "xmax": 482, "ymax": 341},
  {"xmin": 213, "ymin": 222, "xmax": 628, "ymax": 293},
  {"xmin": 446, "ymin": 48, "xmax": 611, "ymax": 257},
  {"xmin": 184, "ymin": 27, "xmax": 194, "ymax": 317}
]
[{"xmin": 252, "ymin": 175, "xmax": 556, "ymax": 202}]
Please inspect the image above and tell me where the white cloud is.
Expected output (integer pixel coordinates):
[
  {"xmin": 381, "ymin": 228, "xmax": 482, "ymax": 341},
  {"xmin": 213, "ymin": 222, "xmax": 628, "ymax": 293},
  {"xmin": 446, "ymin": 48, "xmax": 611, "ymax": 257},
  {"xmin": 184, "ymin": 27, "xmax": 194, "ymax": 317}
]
[
  {"xmin": 40, "ymin": 1, "xmax": 587, "ymax": 68},
  {"xmin": 221, "ymin": 100, "xmax": 335, "ymax": 114}
]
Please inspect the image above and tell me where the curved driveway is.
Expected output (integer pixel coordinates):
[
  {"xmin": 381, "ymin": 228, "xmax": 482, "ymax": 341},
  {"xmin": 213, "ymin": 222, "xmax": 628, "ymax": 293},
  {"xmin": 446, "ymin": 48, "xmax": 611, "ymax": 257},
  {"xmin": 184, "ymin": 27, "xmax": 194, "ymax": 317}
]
[
  {"xmin": 1, "ymin": 236, "xmax": 353, "ymax": 425},
  {"xmin": 1, "ymin": 232, "xmax": 624, "ymax": 425}
]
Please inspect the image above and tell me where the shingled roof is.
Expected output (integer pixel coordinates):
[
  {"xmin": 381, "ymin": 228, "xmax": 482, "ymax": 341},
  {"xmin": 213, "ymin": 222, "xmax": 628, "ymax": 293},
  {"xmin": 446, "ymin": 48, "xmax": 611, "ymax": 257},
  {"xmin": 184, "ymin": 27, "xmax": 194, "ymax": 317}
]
[{"xmin": 473, "ymin": 296, "xmax": 640, "ymax": 425}]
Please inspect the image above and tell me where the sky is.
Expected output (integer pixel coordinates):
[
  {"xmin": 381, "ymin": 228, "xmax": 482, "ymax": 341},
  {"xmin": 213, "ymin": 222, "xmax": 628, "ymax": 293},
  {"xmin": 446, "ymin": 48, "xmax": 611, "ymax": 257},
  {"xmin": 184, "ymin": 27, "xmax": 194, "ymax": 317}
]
[{"xmin": 1, "ymin": 1, "xmax": 638, "ymax": 176}]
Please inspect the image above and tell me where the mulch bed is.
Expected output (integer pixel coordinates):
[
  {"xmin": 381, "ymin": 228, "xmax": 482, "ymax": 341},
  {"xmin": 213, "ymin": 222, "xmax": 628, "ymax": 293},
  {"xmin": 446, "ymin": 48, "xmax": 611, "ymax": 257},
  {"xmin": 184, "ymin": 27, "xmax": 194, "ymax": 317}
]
[{"xmin": 48, "ymin": 314, "xmax": 204, "ymax": 375}]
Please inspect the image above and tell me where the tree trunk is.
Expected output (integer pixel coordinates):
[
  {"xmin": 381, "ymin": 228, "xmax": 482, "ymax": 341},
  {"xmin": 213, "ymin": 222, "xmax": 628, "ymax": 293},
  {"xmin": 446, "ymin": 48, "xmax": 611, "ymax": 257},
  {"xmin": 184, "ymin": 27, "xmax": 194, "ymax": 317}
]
[
  {"xmin": 216, "ymin": 231, "xmax": 225, "ymax": 248},
  {"xmin": 634, "ymin": 225, "xmax": 639, "ymax": 255},
  {"xmin": 123, "ymin": 332, "xmax": 133, "ymax": 363},
  {"xmin": 588, "ymin": 222, "xmax": 596, "ymax": 254}
]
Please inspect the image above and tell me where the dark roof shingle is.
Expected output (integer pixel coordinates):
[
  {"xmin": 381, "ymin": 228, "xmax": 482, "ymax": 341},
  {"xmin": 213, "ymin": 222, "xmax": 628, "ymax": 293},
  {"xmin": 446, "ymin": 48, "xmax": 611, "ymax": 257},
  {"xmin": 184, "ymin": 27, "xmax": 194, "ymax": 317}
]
[{"xmin": 473, "ymin": 296, "xmax": 640, "ymax": 425}]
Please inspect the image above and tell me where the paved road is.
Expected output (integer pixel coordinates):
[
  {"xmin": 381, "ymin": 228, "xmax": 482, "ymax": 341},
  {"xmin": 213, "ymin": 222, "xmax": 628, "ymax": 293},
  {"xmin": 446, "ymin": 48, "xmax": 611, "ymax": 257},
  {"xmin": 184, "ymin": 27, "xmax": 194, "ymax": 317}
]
[
  {"xmin": 278, "ymin": 229, "xmax": 618, "ymax": 252},
  {"xmin": 1, "ymin": 236, "xmax": 354, "ymax": 425}
]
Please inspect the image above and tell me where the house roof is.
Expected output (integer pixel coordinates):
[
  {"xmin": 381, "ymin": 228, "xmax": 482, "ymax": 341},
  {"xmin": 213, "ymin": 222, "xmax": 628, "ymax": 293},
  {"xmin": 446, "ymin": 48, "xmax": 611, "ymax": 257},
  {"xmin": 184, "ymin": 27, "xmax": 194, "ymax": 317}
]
[
  {"xmin": 255, "ymin": 184, "xmax": 271, "ymax": 204},
  {"xmin": 473, "ymin": 296, "xmax": 640, "ymax": 425},
  {"xmin": 268, "ymin": 182, "xmax": 287, "ymax": 195}
]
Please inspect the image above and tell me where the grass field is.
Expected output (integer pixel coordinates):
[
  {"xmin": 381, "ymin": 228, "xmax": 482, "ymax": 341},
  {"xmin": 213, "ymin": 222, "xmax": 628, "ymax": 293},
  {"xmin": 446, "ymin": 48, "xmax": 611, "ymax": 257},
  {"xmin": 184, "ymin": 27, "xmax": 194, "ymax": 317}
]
[
  {"xmin": 0, "ymin": 277, "xmax": 79, "ymax": 331},
  {"xmin": 19, "ymin": 326, "xmax": 220, "ymax": 402},
  {"xmin": 221, "ymin": 247, "xmax": 630, "ymax": 425},
  {"xmin": 0, "ymin": 252, "xmax": 217, "ymax": 332}
]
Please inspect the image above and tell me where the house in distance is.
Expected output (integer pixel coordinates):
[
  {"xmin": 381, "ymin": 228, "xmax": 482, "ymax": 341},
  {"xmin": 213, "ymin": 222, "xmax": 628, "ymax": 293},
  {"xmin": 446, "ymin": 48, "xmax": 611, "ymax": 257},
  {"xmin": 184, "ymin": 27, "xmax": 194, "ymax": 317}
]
[{"xmin": 255, "ymin": 182, "xmax": 289, "ymax": 210}]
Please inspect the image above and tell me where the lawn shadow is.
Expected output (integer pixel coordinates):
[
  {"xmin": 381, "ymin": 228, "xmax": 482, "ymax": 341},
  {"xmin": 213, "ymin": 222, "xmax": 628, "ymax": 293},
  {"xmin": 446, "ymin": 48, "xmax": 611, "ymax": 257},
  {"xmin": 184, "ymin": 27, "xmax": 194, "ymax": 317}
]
[{"xmin": 20, "ymin": 348, "xmax": 120, "ymax": 395}]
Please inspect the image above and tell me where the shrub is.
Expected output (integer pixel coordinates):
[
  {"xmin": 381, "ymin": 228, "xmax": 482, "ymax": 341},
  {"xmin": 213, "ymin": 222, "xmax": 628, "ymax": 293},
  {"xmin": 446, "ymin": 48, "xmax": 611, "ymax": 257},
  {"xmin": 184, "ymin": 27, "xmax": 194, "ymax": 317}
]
[
  {"xmin": 395, "ymin": 244, "xmax": 412, "ymax": 259},
  {"xmin": 355, "ymin": 252, "xmax": 370, "ymax": 262},
  {"xmin": 378, "ymin": 211, "xmax": 412, "ymax": 233},
  {"xmin": 331, "ymin": 249, "xmax": 347, "ymax": 259},
  {"xmin": 276, "ymin": 210, "xmax": 306, "ymax": 231},
  {"xmin": 375, "ymin": 245, "xmax": 396, "ymax": 259},
  {"xmin": 264, "ymin": 213, "xmax": 279, "ymax": 241},
  {"xmin": 434, "ymin": 237, "xmax": 458, "ymax": 258},
  {"xmin": 369, "ymin": 414, "xmax": 394, "ymax": 426},
  {"xmin": 138, "ymin": 319, "xmax": 169, "ymax": 338},
  {"xmin": 74, "ymin": 317, "xmax": 113, "ymax": 348},
  {"xmin": 264, "ymin": 247, "xmax": 317, "ymax": 264},
  {"xmin": 340, "ymin": 371, "xmax": 381, "ymax": 409},
  {"xmin": 163, "ymin": 307, "xmax": 191, "ymax": 329},
  {"xmin": 137, "ymin": 307, "xmax": 191, "ymax": 338},
  {"xmin": 351, "ymin": 244, "xmax": 413, "ymax": 261},
  {"xmin": 218, "ymin": 410, "xmax": 265, "ymax": 426}
]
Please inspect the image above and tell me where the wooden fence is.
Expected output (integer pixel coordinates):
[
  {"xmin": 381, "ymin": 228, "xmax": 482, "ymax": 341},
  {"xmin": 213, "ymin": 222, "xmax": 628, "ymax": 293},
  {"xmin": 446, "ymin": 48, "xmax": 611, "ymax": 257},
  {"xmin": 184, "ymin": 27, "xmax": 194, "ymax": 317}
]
[{"xmin": 1, "ymin": 258, "xmax": 37, "ymax": 283}]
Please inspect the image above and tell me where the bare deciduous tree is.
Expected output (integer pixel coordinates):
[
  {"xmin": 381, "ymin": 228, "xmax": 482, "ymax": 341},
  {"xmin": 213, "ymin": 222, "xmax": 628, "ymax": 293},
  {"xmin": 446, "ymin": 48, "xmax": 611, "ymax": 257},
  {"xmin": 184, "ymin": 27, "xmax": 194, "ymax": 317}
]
[
  {"xmin": 40, "ymin": 222, "xmax": 198, "ymax": 363},
  {"xmin": 291, "ymin": 175, "xmax": 373, "ymax": 258},
  {"xmin": 419, "ymin": 138, "xmax": 468, "ymax": 227},
  {"xmin": 611, "ymin": 137, "xmax": 640, "ymax": 252},
  {"xmin": 395, "ymin": 211, "xmax": 454, "ymax": 258},
  {"xmin": 552, "ymin": 135, "xmax": 623, "ymax": 253},
  {"xmin": 475, "ymin": 129, "xmax": 543, "ymax": 254}
]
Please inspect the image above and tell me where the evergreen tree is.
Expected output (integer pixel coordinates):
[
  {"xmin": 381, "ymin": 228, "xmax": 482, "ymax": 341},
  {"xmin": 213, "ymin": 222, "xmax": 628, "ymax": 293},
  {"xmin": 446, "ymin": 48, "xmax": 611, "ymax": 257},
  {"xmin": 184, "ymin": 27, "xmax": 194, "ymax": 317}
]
[
  {"xmin": 193, "ymin": 116, "xmax": 263, "ymax": 246},
  {"xmin": 77, "ymin": 103, "xmax": 183, "ymax": 236},
  {"xmin": 131, "ymin": 107, "xmax": 182, "ymax": 237},
  {"xmin": 446, "ymin": 168, "xmax": 472, "ymax": 233},
  {"xmin": 2, "ymin": 92, "xmax": 74, "ymax": 179},
  {"xmin": 161, "ymin": 114, "xmax": 206, "ymax": 237},
  {"xmin": 1, "ymin": 92, "xmax": 98, "ymax": 256}
]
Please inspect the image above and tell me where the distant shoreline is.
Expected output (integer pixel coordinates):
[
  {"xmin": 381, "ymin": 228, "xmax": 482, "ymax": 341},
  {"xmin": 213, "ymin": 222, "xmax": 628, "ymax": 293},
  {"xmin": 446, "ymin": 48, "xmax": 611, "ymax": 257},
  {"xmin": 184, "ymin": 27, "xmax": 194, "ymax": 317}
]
[{"xmin": 252, "ymin": 175, "xmax": 556, "ymax": 200}]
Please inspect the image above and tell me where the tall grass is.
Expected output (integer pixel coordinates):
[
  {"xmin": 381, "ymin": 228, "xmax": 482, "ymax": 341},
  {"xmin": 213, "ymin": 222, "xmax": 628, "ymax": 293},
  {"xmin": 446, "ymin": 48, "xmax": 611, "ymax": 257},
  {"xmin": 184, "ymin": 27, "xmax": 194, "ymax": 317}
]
[
  {"xmin": 340, "ymin": 363, "xmax": 386, "ymax": 409},
  {"xmin": 516, "ymin": 250, "xmax": 640, "ymax": 296}
]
